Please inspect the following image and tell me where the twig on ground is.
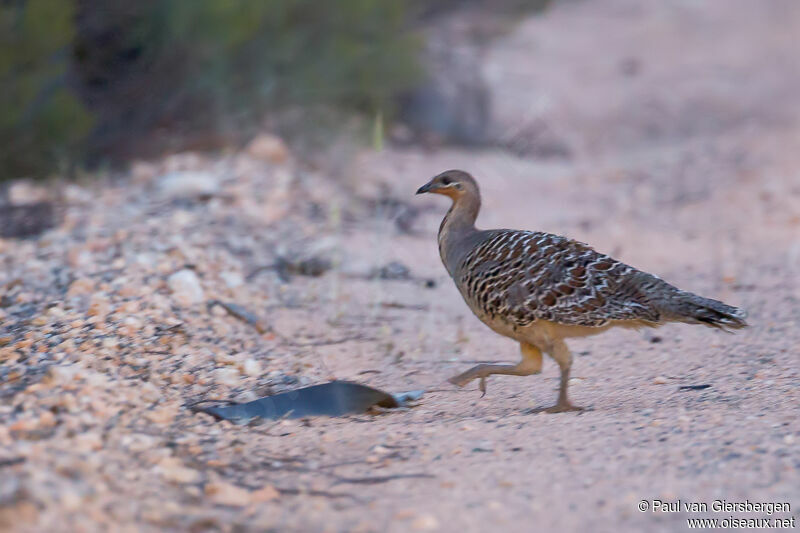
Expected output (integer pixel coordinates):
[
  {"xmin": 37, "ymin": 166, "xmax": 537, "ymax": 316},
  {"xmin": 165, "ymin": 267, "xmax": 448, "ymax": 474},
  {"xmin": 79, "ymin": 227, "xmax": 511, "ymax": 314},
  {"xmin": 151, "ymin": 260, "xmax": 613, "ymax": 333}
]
[
  {"xmin": 380, "ymin": 302, "xmax": 430, "ymax": 311},
  {"xmin": 679, "ymin": 384, "xmax": 712, "ymax": 391},
  {"xmin": 331, "ymin": 473, "xmax": 435, "ymax": 486},
  {"xmin": 284, "ymin": 335, "xmax": 378, "ymax": 347},
  {"xmin": 207, "ymin": 300, "xmax": 271, "ymax": 334},
  {"xmin": 275, "ymin": 486, "xmax": 362, "ymax": 502},
  {"xmin": 0, "ymin": 457, "xmax": 26, "ymax": 468},
  {"xmin": 246, "ymin": 264, "xmax": 278, "ymax": 281}
]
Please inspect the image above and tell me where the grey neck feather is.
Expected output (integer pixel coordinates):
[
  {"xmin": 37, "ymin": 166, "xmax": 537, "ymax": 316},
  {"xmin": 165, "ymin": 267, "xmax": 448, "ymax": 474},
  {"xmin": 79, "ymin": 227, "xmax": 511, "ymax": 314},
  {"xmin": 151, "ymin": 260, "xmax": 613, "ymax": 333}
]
[{"xmin": 437, "ymin": 190, "xmax": 481, "ymax": 276}]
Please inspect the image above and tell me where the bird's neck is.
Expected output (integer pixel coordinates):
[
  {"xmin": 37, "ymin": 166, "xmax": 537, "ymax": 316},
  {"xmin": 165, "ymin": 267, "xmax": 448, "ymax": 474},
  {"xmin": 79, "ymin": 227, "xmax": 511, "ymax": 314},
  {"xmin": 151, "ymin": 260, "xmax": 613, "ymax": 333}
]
[{"xmin": 438, "ymin": 193, "xmax": 480, "ymax": 273}]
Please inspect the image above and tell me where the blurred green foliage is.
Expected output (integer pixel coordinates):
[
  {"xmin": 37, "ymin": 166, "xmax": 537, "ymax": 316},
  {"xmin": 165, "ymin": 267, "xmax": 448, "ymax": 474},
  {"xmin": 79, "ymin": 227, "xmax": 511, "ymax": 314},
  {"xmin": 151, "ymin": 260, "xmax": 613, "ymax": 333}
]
[
  {"xmin": 0, "ymin": 0, "xmax": 93, "ymax": 179},
  {"xmin": 155, "ymin": 1, "xmax": 421, "ymax": 109},
  {"xmin": 1, "ymin": 0, "xmax": 422, "ymax": 180}
]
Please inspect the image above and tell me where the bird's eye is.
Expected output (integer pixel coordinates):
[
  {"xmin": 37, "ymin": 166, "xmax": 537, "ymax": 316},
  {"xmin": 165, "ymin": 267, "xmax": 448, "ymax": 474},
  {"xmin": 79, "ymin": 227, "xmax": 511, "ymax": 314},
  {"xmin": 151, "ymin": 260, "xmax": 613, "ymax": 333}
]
[{"xmin": 440, "ymin": 177, "xmax": 452, "ymax": 185}]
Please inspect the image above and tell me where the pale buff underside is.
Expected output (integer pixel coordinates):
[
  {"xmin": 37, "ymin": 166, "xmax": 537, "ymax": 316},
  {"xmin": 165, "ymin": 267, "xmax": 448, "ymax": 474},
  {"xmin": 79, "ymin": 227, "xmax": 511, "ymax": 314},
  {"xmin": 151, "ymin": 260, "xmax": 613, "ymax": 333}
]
[{"xmin": 470, "ymin": 302, "xmax": 658, "ymax": 351}]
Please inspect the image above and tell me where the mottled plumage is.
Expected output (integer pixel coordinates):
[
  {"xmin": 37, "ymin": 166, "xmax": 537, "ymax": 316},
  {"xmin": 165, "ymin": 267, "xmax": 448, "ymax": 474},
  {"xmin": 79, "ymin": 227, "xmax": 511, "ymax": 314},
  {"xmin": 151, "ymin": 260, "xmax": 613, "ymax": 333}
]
[
  {"xmin": 455, "ymin": 229, "xmax": 745, "ymax": 329},
  {"xmin": 416, "ymin": 169, "xmax": 747, "ymax": 412}
]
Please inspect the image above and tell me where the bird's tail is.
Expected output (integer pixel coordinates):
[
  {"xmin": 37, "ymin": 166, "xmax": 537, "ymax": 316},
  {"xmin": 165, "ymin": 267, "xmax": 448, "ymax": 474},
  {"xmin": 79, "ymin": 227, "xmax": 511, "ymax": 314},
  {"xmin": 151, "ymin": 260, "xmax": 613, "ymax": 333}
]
[{"xmin": 659, "ymin": 289, "xmax": 748, "ymax": 331}]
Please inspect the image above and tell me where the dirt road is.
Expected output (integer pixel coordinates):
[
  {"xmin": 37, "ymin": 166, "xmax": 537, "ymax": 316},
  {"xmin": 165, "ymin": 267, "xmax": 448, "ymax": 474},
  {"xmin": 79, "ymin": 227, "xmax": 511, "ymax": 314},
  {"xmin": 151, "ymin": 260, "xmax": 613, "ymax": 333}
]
[{"xmin": 1, "ymin": 1, "xmax": 798, "ymax": 531}]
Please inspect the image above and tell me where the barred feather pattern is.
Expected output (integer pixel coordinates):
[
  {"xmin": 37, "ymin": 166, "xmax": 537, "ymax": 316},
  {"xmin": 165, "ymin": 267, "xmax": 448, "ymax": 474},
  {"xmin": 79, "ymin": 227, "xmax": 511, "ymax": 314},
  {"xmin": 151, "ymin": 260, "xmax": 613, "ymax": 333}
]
[{"xmin": 454, "ymin": 229, "xmax": 668, "ymax": 327}]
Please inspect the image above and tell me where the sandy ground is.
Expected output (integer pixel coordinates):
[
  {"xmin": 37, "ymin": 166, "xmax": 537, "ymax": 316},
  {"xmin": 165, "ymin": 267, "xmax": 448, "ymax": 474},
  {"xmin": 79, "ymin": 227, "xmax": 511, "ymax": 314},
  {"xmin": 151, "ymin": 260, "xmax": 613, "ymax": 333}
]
[{"xmin": 1, "ymin": 1, "xmax": 799, "ymax": 531}]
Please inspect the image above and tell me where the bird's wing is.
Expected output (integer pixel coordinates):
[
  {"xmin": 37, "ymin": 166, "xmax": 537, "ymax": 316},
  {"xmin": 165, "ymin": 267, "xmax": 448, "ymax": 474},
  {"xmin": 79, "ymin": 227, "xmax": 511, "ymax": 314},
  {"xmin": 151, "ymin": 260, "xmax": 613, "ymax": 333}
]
[{"xmin": 457, "ymin": 230, "xmax": 663, "ymax": 327}]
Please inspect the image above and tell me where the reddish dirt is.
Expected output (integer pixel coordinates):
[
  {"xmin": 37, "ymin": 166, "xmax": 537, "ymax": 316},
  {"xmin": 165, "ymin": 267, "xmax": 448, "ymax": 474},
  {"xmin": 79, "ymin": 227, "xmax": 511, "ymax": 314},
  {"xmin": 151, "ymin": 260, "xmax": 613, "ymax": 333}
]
[{"xmin": 1, "ymin": 1, "xmax": 799, "ymax": 531}]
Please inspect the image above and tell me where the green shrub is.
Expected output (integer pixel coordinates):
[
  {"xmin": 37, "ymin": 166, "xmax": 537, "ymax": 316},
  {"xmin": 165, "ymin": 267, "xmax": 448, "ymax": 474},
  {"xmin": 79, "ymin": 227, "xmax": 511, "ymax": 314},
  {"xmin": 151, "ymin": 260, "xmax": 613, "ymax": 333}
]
[
  {"xmin": 1, "ymin": 0, "xmax": 423, "ymax": 180},
  {"xmin": 0, "ymin": 0, "xmax": 93, "ymax": 179},
  {"xmin": 3, "ymin": 1, "xmax": 556, "ymax": 180},
  {"xmin": 149, "ymin": 0, "xmax": 422, "ymax": 111}
]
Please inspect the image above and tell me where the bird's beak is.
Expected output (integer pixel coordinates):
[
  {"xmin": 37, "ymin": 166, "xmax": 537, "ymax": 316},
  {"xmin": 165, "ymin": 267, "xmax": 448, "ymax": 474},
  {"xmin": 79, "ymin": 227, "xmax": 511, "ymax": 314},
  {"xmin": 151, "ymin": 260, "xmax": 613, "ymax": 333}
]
[{"xmin": 416, "ymin": 180, "xmax": 434, "ymax": 195}]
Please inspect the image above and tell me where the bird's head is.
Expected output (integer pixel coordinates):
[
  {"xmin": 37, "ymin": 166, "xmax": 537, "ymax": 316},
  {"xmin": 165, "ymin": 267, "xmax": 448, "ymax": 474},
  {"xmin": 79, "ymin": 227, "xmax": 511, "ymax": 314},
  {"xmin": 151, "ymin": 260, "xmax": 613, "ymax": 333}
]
[{"xmin": 415, "ymin": 169, "xmax": 478, "ymax": 200}]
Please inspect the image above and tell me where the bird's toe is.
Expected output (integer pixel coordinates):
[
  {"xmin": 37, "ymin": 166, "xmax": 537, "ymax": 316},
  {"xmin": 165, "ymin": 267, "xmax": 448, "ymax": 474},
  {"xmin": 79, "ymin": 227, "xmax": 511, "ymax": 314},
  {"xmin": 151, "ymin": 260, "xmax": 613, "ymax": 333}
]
[
  {"xmin": 448, "ymin": 374, "xmax": 470, "ymax": 388},
  {"xmin": 544, "ymin": 403, "xmax": 585, "ymax": 414}
]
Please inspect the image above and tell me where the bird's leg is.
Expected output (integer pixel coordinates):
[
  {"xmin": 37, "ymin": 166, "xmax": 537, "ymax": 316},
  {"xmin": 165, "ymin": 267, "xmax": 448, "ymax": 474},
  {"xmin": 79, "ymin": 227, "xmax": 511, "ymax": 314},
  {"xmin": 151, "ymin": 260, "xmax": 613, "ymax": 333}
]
[
  {"xmin": 545, "ymin": 340, "xmax": 583, "ymax": 413},
  {"xmin": 448, "ymin": 342, "xmax": 543, "ymax": 396}
]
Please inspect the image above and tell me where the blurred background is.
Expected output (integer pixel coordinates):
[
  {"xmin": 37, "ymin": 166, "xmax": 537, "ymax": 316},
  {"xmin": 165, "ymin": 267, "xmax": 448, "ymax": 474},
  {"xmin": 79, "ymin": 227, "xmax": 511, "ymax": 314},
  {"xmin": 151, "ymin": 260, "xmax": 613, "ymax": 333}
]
[{"xmin": 0, "ymin": 0, "xmax": 551, "ymax": 181}]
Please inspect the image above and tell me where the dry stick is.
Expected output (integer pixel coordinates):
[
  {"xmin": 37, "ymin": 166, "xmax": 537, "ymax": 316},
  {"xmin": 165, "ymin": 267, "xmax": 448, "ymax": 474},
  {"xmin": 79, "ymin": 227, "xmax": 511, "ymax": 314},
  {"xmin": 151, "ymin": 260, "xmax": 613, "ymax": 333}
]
[
  {"xmin": 248, "ymin": 264, "xmax": 434, "ymax": 288},
  {"xmin": 284, "ymin": 335, "xmax": 378, "ymax": 347},
  {"xmin": 423, "ymin": 387, "xmax": 477, "ymax": 393},
  {"xmin": 0, "ymin": 457, "xmax": 25, "ymax": 468},
  {"xmin": 274, "ymin": 487, "xmax": 362, "ymax": 502},
  {"xmin": 340, "ymin": 272, "xmax": 433, "ymax": 285},
  {"xmin": 183, "ymin": 398, "xmax": 230, "ymax": 410},
  {"xmin": 208, "ymin": 300, "xmax": 377, "ymax": 347},
  {"xmin": 331, "ymin": 473, "xmax": 435, "ymax": 486},
  {"xmin": 143, "ymin": 350, "xmax": 172, "ymax": 356},
  {"xmin": 250, "ymin": 458, "xmax": 432, "ymax": 489},
  {"xmin": 207, "ymin": 300, "xmax": 271, "ymax": 334},
  {"xmin": 425, "ymin": 359, "xmax": 511, "ymax": 365},
  {"xmin": 246, "ymin": 264, "xmax": 278, "ymax": 281},
  {"xmin": 315, "ymin": 459, "xmax": 376, "ymax": 470},
  {"xmin": 379, "ymin": 302, "xmax": 430, "ymax": 311}
]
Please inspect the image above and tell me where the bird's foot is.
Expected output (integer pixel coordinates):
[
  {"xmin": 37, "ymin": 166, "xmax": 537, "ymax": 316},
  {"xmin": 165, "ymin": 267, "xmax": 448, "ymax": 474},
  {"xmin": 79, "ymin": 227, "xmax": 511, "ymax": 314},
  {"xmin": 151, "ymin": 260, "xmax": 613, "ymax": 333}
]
[
  {"xmin": 447, "ymin": 373, "xmax": 472, "ymax": 388},
  {"xmin": 447, "ymin": 368, "xmax": 489, "ymax": 397},
  {"xmin": 544, "ymin": 402, "xmax": 584, "ymax": 414},
  {"xmin": 447, "ymin": 368, "xmax": 480, "ymax": 388}
]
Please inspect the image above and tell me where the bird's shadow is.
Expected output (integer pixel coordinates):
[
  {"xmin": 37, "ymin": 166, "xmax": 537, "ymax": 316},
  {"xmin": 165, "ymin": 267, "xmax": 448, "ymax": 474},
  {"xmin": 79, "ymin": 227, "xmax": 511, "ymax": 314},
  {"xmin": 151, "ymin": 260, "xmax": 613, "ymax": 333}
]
[{"xmin": 522, "ymin": 405, "xmax": 596, "ymax": 415}]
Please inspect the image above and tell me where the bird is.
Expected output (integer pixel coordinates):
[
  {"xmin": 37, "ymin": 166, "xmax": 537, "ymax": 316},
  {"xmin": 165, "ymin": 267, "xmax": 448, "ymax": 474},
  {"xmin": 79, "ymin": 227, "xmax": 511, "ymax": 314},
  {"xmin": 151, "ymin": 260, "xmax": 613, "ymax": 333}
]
[{"xmin": 416, "ymin": 169, "xmax": 747, "ymax": 413}]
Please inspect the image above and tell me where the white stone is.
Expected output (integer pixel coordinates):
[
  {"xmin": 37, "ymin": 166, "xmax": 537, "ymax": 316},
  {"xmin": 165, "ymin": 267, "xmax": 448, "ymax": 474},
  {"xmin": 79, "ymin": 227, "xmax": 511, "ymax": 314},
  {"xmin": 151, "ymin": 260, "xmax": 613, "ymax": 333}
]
[
  {"xmin": 124, "ymin": 433, "xmax": 159, "ymax": 453},
  {"xmin": 140, "ymin": 382, "xmax": 162, "ymax": 403},
  {"xmin": 213, "ymin": 367, "xmax": 240, "ymax": 387},
  {"xmin": 158, "ymin": 171, "xmax": 220, "ymax": 199},
  {"xmin": 220, "ymin": 271, "xmax": 244, "ymax": 289},
  {"xmin": 242, "ymin": 358, "xmax": 261, "ymax": 377},
  {"xmin": 205, "ymin": 481, "xmax": 252, "ymax": 507},
  {"xmin": 48, "ymin": 364, "xmax": 80, "ymax": 384},
  {"xmin": 8, "ymin": 181, "xmax": 49, "ymax": 204},
  {"xmin": 167, "ymin": 269, "xmax": 205, "ymax": 306},
  {"xmin": 158, "ymin": 457, "xmax": 201, "ymax": 484}
]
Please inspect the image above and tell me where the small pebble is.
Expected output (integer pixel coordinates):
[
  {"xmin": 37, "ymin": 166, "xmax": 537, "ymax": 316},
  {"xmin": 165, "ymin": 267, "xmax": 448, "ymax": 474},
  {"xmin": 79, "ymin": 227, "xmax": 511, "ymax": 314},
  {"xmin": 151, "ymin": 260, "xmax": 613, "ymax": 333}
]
[
  {"xmin": 412, "ymin": 514, "xmax": 439, "ymax": 531},
  {"xmin": 167, "ymin": 269, "xmax": 205, "ymax": 306},
  {"xmin": 241, "ymin": 358, "xmax": 261, "ymax": 377},
  {"xmin": 213, "ymin": 367, "xmax": 240, "ymax": 387},
  {"xmin": 204, "ymin": 481, "xmax": 252, "ymax": 507}
]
